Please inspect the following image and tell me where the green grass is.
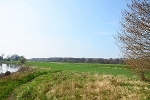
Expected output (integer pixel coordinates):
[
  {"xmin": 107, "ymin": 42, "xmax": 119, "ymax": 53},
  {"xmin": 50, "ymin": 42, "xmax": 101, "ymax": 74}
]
[
  {"xmin": 26, "ymin": 62, "xmax": 135, "ymax": 77},
  {"xmin": 0, "ymin": 67, "xmax": 58, "ymax": 100},
  {"xmin": 0, "ymin": 62, "xmax": 149, "ymax": 100},
  {"xmin": 9, "ymin": 70, "xmax": 150, "ymax": 100}
]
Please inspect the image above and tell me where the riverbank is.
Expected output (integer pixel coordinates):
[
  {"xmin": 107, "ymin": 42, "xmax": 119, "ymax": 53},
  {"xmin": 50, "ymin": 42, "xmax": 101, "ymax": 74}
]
[{"xmin": 0, "ymin": 71, "xmax": 11, "ymax": 76}]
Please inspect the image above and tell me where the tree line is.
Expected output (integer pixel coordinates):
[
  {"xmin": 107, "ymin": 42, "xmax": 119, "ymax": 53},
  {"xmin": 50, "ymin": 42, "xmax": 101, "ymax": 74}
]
[
  {"xmin": 0, "ymin": 54, "xmax": 24, "ymax": 61},
  {"xmin": 30, "ymin": 57, "xmax": 124, "ymax": 64}
]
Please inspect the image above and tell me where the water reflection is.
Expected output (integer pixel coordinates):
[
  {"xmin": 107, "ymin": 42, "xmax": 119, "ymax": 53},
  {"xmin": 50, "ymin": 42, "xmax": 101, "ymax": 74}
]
[{"xmin": 0, "ymin": 64, "xmax": 20, "ymax": 73}]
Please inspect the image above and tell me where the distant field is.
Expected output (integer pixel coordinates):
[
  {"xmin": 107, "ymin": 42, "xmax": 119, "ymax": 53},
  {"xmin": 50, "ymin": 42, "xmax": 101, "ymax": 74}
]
[{"xmin": 26, "ymin": 62, "xmax": 136, "ymax": 77}]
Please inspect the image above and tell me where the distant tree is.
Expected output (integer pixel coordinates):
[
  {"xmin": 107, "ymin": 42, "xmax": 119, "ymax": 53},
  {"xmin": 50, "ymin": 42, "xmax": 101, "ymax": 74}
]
[
  {"xmin": 19, "ymin": 57, "xmax": 27, "ymax": 65},
  {"xmin": 1, "ymin": 53, "xmax": 4, "ymax": 60},
  {"xmin": 62, "ymin": 58, "xmax": 67, "ymax": 62},
  {"xmin": 115, "ymin": 0, "xmax": 150, "ymax": 81},
  {"xmin": 109, "ymin": 58, "xmax": 114, "ymax": 64},
  {"xmin": 11, "ymin": 54, "xmax": 21, "ymax": 61},
  {"xmin": 6, "ymin": 55, "xmax": 11, "ymax": 61},
  {"xmin": 0, "ymin": 56, "xmax": 2, "ymax": 60}
]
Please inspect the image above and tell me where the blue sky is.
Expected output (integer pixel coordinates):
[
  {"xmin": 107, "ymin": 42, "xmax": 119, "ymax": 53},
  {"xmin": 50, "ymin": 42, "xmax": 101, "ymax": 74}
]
[{"xmin": 0, "ymin": 0, "xmax": 130, "ymax": 59}]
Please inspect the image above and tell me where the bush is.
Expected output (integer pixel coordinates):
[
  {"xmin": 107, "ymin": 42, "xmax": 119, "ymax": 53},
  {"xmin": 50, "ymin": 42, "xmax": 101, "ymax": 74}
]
[{"xmin": 19, "ymin": 57, "xmax": 27, "ymax": 65}]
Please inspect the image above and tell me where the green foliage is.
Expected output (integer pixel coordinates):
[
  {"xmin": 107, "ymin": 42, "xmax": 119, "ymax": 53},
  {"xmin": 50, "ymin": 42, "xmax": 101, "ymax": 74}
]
[{"xmin": 19, "ymin": 57, "xmax": 27, "ymax": 64}]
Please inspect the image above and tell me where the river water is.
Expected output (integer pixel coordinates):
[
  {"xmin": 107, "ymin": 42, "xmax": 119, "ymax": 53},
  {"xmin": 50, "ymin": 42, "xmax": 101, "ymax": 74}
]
[{"xmin": 0, "ymin": 64, "xmax": 20, "ymax": 73}]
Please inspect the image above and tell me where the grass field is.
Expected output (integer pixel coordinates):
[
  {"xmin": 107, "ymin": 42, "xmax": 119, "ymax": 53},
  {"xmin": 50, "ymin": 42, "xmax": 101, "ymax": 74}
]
[
  {"xmin": 0, "ymin": 62, "xmax": 150, "ymax": 100},
  {"xmin": 26, "ymin": 62, "xmax": 135, "ymax": 77}
]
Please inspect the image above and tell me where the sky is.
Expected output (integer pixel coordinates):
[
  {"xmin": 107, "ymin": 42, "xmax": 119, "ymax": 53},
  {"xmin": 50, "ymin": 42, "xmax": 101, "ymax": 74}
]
[{"xmin": 0, "ymin": 0, "xmax": 130, "ymax": 59}]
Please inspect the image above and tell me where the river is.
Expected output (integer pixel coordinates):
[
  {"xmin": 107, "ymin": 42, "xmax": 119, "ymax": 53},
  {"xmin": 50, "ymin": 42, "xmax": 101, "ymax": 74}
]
[{"xmin": 0, "ymin": 63, "xmax": 20, "ymax": 74}]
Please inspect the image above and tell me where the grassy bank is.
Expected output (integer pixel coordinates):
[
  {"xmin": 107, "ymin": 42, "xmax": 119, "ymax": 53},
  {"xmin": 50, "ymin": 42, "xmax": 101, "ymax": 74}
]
[{"xmin": 0, "ymin": 62, "xmax": 150, "ymax": 100}]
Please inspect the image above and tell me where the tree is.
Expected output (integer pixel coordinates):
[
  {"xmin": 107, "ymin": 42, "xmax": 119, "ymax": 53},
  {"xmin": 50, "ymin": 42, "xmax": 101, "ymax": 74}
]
[
  {"xmin": 1, "ymin": 53, "xmax": 4, "ymax": 60},
  {"xmin": 19, "ymin": 57, "xmax": 27, "ymax": 65},
  {"xmin": 6, "ymin": 55, "xmax": 11, "ymax": 61},
  {"xmin": 115, "ymin": 0, "xmax": 150, "ymax": 81},
  {"xmin": 11, "ymin": 54, "xmax": 21, "ymax": 61},
  {"xmin": 0, "ymin": 56, "xmax": 2, "ymax": 60}
]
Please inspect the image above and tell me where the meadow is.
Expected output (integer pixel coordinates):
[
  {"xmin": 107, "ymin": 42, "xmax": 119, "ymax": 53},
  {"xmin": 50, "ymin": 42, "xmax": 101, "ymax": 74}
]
[
  {"xmin": 0, "ymin": 62, "xmax": 150, "ymax": 100},
  {"xmin": 26, "ymin": 62, "xmax": 134, "ymax": 77}
]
